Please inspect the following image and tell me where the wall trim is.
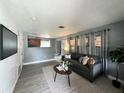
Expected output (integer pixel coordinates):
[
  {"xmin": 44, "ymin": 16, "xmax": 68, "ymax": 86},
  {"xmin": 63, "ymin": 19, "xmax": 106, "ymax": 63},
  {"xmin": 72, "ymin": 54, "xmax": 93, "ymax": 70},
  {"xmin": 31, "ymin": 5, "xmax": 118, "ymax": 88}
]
[
  {"xmin": 10, "ymin": 75, "xmax": 19, "ymax": 93},
  {"xmin": 23, "ymin": 59, "xmax": 56, "ymax": 65},
  {"xmin": 10, "ymin": 65, "xmax": 23, "ymax": 93},
  {"xmin": 107, "ymin": 75, "xmax": 124, "ymax": 84}
]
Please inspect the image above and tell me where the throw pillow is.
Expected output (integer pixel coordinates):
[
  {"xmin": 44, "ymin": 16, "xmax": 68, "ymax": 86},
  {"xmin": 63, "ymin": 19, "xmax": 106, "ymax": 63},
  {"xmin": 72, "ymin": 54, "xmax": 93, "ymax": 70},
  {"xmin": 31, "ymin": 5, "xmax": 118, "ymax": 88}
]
[
  {"xmin": 87, "ymin": 57, "xmax": 96, "ymax": 65},
  {"xmin": 82, "ymin": 56, "xmax": 89, "ymax": 65},
  {"xmin": 91, "ymin": 58, "xmax": 95, "ymax": 64},
  {"xmin": 65, "ymin": 55, "xmax": 71, "ymax": 59},
  {"xmin": 78, "ymin": 56, "xmax": 84, "ymax": 63}
]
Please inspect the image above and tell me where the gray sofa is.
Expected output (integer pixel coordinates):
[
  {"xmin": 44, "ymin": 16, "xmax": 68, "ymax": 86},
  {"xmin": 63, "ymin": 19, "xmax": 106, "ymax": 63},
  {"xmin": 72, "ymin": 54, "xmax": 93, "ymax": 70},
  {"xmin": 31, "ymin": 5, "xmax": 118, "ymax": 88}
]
[{"xmin": 65, "ymin": 53, "xmax": 103, "ymax": 82}]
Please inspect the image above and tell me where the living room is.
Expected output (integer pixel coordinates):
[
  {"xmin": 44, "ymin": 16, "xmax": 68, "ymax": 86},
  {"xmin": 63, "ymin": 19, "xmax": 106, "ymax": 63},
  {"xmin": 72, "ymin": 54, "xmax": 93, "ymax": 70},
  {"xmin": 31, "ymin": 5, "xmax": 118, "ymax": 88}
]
[{"xmin": 0, "ymin": 0, "xmax": 124, "ymax": 93}]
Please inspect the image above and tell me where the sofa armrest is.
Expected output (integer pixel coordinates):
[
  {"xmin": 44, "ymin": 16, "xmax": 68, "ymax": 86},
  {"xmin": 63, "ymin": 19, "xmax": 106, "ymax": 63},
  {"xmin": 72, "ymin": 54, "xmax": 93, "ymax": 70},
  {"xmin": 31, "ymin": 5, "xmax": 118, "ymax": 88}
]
[
  {"xmin": 89, "ymin": 62, "xmax": 103, "ymax": 81},
  {"xmin": 89, "ymin": 61, "xmax": 102, "ymax": 68}
]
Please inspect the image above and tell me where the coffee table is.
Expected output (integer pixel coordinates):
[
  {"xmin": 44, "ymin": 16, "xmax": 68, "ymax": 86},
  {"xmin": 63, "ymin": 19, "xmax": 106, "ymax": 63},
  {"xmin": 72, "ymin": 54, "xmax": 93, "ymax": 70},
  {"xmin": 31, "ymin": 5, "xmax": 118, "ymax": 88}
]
[{"xmin": 53, "ymin": 64, "xmax": 72, "ymax": 86}]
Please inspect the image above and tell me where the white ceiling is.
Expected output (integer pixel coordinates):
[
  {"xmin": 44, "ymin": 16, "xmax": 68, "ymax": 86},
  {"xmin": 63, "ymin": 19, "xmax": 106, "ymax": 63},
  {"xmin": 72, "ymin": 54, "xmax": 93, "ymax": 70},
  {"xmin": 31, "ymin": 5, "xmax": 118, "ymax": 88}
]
[{"xmin": 1, "ymin": 0, "xmax": 124, "ymax": 38}]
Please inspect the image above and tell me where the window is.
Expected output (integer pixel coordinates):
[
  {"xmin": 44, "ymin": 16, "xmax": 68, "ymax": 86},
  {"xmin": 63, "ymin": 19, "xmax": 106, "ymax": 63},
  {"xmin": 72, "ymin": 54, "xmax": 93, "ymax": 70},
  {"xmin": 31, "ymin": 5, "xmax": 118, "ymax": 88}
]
[
  {"xmin": 70, "ymin": 39, "xmax": 75, "ymax": 46},
  {"xmin": 85, "ymin": 36, "xmax": 89, "ymax": 47},
  {"xmin": 70, "ymin": 39, "xmax": 75, "ymax": 52},
  {"xmin": 40, "ymin": 40, "xmax": 51, "ymax": 47},
  {"xmin": 77, "ymin": 37, "xmax": 80, "ymax": 46},
  {"xmin": 95, "ymin": 35, "xmax": 101, "ymax": 47}
]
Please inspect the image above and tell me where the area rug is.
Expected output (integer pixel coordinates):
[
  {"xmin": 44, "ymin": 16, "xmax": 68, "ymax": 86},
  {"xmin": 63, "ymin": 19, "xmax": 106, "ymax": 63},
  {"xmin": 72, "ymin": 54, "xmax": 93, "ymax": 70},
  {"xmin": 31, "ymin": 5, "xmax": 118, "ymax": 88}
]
[{"xmin": 42, "ymin": 65, "xmax": 122, "ymax": 93}]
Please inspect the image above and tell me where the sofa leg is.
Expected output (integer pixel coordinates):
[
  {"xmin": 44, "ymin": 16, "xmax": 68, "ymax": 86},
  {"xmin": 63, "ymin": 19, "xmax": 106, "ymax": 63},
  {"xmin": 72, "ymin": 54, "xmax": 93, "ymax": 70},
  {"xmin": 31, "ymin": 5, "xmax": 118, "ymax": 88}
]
[
  {"xmin": 90, "ymin": 80, "xmax": 93, "ymax": 83},
  {"xmin": 89, "ymin": 78, "xmax": 94, "ymax": 83}
]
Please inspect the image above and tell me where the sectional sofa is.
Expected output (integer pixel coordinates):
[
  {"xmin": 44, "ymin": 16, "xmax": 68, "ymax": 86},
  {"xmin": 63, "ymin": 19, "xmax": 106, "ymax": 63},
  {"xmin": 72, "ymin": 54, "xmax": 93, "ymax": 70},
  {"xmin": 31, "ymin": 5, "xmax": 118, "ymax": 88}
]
[{"xmin": 65, "ymin": 53, "xmax": 103, "ymax": 82}]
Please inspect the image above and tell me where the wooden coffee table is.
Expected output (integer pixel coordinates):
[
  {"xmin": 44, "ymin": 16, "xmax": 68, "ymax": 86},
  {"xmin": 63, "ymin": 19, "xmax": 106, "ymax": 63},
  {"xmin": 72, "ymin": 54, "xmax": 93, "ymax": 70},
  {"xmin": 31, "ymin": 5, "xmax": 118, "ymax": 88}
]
[{"xmin": 53, "ymin": 64, "xmax": 72, "ymax": 86}]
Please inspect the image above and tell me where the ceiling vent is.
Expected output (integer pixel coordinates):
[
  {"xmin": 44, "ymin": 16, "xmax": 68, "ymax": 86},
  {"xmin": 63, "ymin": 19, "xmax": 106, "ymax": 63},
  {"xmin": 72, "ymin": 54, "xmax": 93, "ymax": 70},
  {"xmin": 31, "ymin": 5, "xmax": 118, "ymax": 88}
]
[{"xmin": 58, "ymin": 26, "xmax": 65, "ymax": 28}]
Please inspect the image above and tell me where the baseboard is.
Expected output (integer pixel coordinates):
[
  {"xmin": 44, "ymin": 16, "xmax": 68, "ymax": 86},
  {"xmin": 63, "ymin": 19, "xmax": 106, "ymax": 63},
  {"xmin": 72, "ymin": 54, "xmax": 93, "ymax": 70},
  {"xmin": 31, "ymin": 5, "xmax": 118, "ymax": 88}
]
[
  {"xmin": 107, "ymin": 75, "xmax": 124, "ymax": 84},
  {"xmin": 10, "ymin": 76, "xmax": 19, "ymax": 93},
  {"xmin": 10, "ymin": 65, "xmax": 23, "ymax": 93},
  {"xmin": 23, "ymin": 59, "xmax": 56, "ymax": 65}
]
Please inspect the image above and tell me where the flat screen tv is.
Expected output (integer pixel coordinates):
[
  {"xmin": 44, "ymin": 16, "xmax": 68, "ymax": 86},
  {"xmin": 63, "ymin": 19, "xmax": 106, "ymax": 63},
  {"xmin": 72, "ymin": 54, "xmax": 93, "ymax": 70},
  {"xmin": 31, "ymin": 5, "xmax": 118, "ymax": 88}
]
[{"xmin": 0, "ymin": 24, "xmax": 17, "ymax": 60}]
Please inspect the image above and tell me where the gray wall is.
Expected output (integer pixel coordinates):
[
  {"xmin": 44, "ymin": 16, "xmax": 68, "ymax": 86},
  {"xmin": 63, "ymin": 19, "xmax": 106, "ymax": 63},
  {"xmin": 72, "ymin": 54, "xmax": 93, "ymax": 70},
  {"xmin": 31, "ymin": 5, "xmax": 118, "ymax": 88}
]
[
  {"xmin": 23, "ymin": 33, "xmax": 56, "ymax": 63},
  {"xmin": 57, "ymin": 20, "xmax": 124, "ymax": 80},
  {"xmin": 93, "ymin": 20, "xmax": 124, "ymax": 80},
  {"xmin": 85, "ymin": 20, "xmax": 124, "ymax": 80},
  {"xmin": 107, "ymin": 21, "xmax": 124, "ymax": 80}
]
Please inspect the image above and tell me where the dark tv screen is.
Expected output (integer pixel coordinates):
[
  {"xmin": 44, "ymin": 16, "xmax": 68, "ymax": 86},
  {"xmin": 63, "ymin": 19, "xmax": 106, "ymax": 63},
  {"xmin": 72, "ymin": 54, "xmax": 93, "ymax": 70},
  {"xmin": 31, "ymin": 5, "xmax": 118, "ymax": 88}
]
[{"xmin": 0, "ymin": 25, "xmax": 17, "ymax": 60}]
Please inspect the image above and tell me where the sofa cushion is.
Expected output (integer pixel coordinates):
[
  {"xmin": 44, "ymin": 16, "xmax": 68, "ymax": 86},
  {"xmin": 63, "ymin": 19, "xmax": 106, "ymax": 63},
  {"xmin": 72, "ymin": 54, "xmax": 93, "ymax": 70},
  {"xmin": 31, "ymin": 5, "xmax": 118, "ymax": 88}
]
[
  {"xmin": 71, "ymin": 53, "xmax": 86, "ymax": 61},
  {"xmin": 71, "ymin": 53, "xmax": 77, "ymax": 60},
  {"xmin": 78, "ymin": 56, "xmax": 84, "ymax": 63},
  {"xmin": 91, "ymin": 56, "xmax": 101, "ymax": 63}
]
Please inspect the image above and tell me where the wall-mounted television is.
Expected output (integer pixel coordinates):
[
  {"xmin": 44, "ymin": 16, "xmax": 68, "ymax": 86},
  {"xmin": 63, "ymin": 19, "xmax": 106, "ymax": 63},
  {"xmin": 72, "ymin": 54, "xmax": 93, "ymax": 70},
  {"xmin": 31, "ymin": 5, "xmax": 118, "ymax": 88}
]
[{"xmin": 0, "ymin": 24, "xmax": 17, "ymax": 60}]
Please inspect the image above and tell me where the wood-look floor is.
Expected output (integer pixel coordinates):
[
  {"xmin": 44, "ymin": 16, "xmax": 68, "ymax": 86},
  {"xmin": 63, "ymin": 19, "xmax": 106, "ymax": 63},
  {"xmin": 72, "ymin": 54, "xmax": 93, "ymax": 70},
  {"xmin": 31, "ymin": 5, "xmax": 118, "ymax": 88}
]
[
  {"xmin": 14, "ymin": 61, "xmax": 122, "ymax": 93},
  {"xmin": 14, "ymin": 61, "xmax": 57, "ymax": 93}
]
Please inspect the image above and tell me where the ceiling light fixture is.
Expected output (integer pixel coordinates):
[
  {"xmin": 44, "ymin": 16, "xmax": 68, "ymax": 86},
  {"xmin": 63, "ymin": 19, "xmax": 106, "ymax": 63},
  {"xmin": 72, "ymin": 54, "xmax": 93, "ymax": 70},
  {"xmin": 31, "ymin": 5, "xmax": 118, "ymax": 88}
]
[
  {"xmin": 44, "ymin": 35, "xmax": 50, "ymax": 38},
  {"xmin": 31, "ymin": 17, "xmax": 37, "ymax": 21}
]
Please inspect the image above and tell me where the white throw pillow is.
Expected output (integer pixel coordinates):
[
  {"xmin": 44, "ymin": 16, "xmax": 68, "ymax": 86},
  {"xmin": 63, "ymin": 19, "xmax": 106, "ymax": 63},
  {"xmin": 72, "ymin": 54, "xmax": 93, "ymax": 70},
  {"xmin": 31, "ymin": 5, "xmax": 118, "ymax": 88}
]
[
  {"xmin": 65, "ymin": 55, "xmax": 71, "ymax": 59},
  {"xmin": 82, "ymin": 56, "xmax": 89, "ymax": 65}
]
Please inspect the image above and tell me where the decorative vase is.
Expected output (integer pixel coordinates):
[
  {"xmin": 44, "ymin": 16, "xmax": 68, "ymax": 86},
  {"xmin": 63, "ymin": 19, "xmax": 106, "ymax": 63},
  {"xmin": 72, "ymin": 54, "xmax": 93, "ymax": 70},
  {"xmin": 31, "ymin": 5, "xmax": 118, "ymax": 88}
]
[
  {"xmin": 65, "ymin": 66, "xmax": 68, "ymax": 71},
  {"xmin": 62, "ymin": 61, "xmax": 65, "ymax": 68}
]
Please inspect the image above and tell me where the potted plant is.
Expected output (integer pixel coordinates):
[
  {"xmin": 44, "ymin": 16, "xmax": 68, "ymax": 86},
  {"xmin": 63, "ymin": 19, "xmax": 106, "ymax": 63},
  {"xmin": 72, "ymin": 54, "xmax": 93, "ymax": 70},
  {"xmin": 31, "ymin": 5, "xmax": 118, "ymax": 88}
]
[{"xmin": 110, "ymin": 47, "xmax": 124, "ymax": 88}]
